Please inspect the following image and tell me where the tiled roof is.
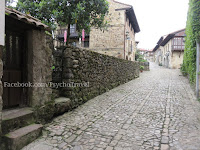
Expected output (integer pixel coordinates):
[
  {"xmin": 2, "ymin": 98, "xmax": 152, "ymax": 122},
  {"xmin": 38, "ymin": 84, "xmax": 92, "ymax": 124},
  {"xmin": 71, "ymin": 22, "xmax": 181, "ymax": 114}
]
[
  {"xmin": 6, "ymin": 7, "xmax": 50, "ymax": 31},
  {"xmin": 115, "ymin": 6, "xmax": 140, "ymax": 33},
  {"xmin": 160, "ymin": 29, "xmax": 185, "ymax": 46}
]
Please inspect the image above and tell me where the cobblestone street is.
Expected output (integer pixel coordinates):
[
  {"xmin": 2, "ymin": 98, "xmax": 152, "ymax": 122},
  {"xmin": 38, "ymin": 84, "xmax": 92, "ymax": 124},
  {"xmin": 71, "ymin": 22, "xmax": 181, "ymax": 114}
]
[{"xmin": 22, "ymin": 63, "xmax": 200, "ymax": 150}]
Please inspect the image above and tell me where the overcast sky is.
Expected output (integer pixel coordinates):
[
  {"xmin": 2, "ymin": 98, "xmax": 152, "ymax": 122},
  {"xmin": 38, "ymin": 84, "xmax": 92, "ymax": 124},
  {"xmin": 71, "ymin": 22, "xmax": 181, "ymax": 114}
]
[{"xmin": 117, "ymin": 0, "xmax": 189, "ymax": 50}]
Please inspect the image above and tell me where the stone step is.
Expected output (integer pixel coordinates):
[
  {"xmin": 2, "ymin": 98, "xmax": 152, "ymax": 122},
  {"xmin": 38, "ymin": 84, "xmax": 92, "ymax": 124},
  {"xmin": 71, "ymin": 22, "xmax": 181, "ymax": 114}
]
[
  {"xmin": 2, "ymin": 107, "xmax": 35, "ymax": 134},
  {"xmin": 4, "ymin": 124, "xmax": 43, "ymax": 150}
]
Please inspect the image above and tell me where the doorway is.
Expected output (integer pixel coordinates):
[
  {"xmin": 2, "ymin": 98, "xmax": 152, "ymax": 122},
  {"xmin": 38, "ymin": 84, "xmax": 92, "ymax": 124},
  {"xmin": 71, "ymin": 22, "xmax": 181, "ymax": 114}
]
[{"xmin": 2, "ymin": 30, "xmax": 28, "ymax": 109}]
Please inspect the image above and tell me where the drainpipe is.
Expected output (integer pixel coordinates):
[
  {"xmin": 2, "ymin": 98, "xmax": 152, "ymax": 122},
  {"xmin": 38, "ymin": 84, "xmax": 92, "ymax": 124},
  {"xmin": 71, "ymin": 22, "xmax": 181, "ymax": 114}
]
[{"xmin": 196, "ymin": 40, "xmax": 200, "ymax": 98}]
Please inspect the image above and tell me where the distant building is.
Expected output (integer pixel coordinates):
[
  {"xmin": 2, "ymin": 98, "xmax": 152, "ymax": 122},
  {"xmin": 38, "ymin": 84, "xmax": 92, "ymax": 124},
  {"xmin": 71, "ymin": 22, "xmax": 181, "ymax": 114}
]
[
  {"xmin": 138, "ymin": 48, "xmax": 148, "ymax": 55},
  {"xmin": 138, "ymin": 48, "xmax": 153, "ymax": 61},
  {"xmin": 153, "ymin": 29, "xmax": 185, "ymax": 69},
  {"xmin": 55, "ymin": 0, "xmax": 140, "ymax": 61},
  {"xmin": 90, "ymin": 0, "xmax": 140, "ymax": 61},
  {"xmin": 146, "ymin": 49, "xmax": 154, "ymax": 62},
  {"xmin": 153, "ymin": 37, "xmax": 163, "ymax": 65}
]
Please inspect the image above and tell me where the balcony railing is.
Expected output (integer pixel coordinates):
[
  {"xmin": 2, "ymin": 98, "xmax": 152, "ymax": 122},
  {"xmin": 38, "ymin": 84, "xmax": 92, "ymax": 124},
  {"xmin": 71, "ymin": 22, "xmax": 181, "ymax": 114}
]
[
  {"xmin": 56, "ymin": 29, "xmax": 77, "ymax": 36},
  {"xmin": 172, "ymin": 45, "xmax": 185, "ymax": 51}
]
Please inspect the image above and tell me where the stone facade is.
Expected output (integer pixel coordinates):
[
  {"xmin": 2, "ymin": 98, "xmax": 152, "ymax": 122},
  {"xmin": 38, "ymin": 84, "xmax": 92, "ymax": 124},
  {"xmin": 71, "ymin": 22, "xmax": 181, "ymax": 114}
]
[
  {"xmin": 154, "ymin": 48, "xmax": 162, "ymax": 65},
  {"xmin": 170, "ymin": 51, "xmax": 184, "ymax": 69},
  {"xmin": 58, "ymin": 46, "xmax": 139, "ymax": 107},
  {"xmin": 89, "ymin": 0, "xmax": 138, "ymax": 61},
  {"xmin": 153, "ymin": 29, "xmax": 185, "ymax": 69},
  {"xmin": 27, "ymin": 30, "xmax": 52, "ymax": 107},
  {"xmin": 161, "ymin": 39, "xmax": 184, "ymax": 69}
]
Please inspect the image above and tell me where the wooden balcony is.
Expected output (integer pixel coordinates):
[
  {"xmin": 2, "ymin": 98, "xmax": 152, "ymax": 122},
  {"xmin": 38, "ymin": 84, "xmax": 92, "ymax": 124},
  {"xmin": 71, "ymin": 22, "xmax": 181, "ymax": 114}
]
[
  {"xmin": 172, "ymin": 45, "xmax": 185, "ymax": 51},
  {"xmin": 56, "ymin": 28, "xmax": 89, "ymax": 40},
  {"xmin": 56, "ymin": 29, "xmax": 79, "ymax": 39}
]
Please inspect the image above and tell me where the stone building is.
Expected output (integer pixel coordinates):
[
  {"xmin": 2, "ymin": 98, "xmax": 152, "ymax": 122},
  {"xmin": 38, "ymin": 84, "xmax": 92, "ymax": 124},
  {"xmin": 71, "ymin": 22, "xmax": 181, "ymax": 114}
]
[
  {"xmin": 55, "ymin": 0, "xmax": 140, "ymax": 61},
  {"xmin": 138, "ymin": 48, "xmax": 148, "ymax": 55},
  {"xmin": 153, "ymin": 29, "xmax": 185, "ymax": 69},
  {"xmin": 145, "ymin": 49, "xmax": 154, "ymax": 62},
  {"xmin": 153, "ymin": 37, "xmax": 164, "ymax": 65},
  {"xmin": 138, "ymin": 48, "xmax": 153, "ymax": 61},
  {"xmin": 89, "ymin": 0, "xmax": 140, "ymax": 61},
  {"xmin": 0, "ymin": 7, "xmax": 53, "ymax": 150}
]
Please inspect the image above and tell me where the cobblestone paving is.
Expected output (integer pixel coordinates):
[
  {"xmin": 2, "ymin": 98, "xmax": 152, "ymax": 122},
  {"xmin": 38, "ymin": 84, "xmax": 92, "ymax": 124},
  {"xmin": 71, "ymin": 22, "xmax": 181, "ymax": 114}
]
[{"xmin": 22, "ymin": 63, "xmax": 200, "ymax": 150}]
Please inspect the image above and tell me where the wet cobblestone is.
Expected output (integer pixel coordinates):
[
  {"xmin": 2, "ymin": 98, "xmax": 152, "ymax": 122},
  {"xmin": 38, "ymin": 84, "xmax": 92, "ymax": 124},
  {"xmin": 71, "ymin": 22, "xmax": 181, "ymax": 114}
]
[{"xmin": 22, "ymin": 63, "xmax": 200, "ymax": 150}]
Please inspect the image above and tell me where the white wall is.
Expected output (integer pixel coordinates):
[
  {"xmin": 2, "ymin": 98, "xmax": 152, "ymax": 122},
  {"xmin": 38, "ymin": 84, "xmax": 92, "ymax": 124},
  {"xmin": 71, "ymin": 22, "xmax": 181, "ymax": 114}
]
[{"xmin": 0, "ymin": 0, "xmax": 5, "ymax": 46}]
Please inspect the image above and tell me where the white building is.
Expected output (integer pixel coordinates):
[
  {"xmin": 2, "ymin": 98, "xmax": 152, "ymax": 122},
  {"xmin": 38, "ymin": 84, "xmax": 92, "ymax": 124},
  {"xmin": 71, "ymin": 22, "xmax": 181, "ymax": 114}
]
[{"xmin": 0, "ymin": 0, "xmax": 5, "ymax": 46}]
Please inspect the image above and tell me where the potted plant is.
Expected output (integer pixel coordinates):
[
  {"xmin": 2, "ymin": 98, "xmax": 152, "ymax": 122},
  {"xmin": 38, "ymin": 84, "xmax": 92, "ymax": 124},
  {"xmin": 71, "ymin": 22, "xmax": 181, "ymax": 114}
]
[{"xmin": 140, "ymin": 66, "xmax": 144, "ymax": 72}]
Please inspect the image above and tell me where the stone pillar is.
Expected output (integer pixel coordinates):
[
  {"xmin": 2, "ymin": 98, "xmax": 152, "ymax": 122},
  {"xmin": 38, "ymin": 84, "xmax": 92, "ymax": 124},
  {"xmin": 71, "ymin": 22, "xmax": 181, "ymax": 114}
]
[
  {"xmin": 27, "ymin": 30, "xmax": 52, "ymax": 107},
  {"xmin": 61, "ymin": 47, "xmax": 74, "ymax": 97}
]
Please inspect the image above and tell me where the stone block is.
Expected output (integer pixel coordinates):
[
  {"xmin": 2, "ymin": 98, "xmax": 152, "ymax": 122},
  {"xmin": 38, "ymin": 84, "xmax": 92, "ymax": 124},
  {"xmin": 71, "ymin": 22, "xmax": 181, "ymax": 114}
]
[
  {"xmin": 73, "ymin": 60, "xmax": 79, "ymax": 65},
  {"xmin": 54, "ymin": 97, "xmax": 72, "ymax": 116},
  {"xmin": 2, "ymin": 107, "xmax": 34, "ymax": 134},
  {"xmin": 4, "ymin": 124, "xmax": 43, "ymax": 150}
]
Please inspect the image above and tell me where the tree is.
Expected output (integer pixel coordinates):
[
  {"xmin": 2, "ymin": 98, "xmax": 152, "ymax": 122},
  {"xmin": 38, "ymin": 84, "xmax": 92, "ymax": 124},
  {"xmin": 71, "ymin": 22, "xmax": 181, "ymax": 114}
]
[{"xmin": 16, "ymin": 0, "xmax": 109, "ymax": 44}]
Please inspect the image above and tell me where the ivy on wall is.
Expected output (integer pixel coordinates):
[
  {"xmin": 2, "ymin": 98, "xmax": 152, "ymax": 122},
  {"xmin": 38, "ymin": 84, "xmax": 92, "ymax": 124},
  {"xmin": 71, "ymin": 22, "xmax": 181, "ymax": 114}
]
[{"xmin": 182, "ymin": 0, "xmax": 200, "ymax": 83}]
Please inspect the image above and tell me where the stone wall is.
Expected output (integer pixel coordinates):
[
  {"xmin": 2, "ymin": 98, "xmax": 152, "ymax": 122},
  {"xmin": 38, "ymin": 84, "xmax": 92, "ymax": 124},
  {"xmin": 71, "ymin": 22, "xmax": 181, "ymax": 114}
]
[{"xmin": 59, "ymin": 46, "xmax": 139, "ymax": 107}]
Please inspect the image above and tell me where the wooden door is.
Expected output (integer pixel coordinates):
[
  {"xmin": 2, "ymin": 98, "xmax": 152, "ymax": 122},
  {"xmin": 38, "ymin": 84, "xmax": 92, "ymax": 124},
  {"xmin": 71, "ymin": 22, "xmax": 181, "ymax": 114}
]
[{"xmin": 2, "ymin": 30, "xmax": 27, "ymax": 109}]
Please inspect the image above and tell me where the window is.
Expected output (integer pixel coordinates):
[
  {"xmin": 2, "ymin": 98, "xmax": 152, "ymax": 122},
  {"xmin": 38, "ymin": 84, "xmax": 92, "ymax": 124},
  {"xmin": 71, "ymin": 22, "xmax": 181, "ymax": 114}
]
[
  {"xmin": 172, "ymin": 37, "xmax": 184, "ymax": 50},
  {"xmin": 70, "ymin": 24, "xmax": 76, "ymax": 34}
]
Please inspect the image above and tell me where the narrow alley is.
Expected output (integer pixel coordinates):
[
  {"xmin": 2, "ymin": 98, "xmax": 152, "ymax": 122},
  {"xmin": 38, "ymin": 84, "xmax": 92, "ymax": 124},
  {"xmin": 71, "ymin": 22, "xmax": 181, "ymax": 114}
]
[{"xmin": 22, "ymin": 63, "xmax": 200, "ymax": 150}]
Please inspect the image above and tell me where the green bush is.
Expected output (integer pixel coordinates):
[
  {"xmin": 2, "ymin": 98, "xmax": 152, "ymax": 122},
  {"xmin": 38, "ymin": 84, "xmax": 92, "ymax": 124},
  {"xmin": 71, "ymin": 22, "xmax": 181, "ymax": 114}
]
[
  {"xmin": 182, "ymin": 0, "xmax": 200, "ymax": 83},
  {"xmin": 135, "ymin": 50, "xmax": 147, "ymax": 62},
  {"xmin": 140, "ymin": 66, "xmax": 144, "ymax": 70}
]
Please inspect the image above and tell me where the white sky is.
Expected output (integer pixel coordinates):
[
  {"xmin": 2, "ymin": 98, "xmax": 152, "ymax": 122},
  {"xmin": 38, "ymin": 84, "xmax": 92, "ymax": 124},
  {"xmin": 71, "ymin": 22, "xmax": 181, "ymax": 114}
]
[{"xmin": 117, "ymin": 0, "xmax": 189, "ymax": 49}]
